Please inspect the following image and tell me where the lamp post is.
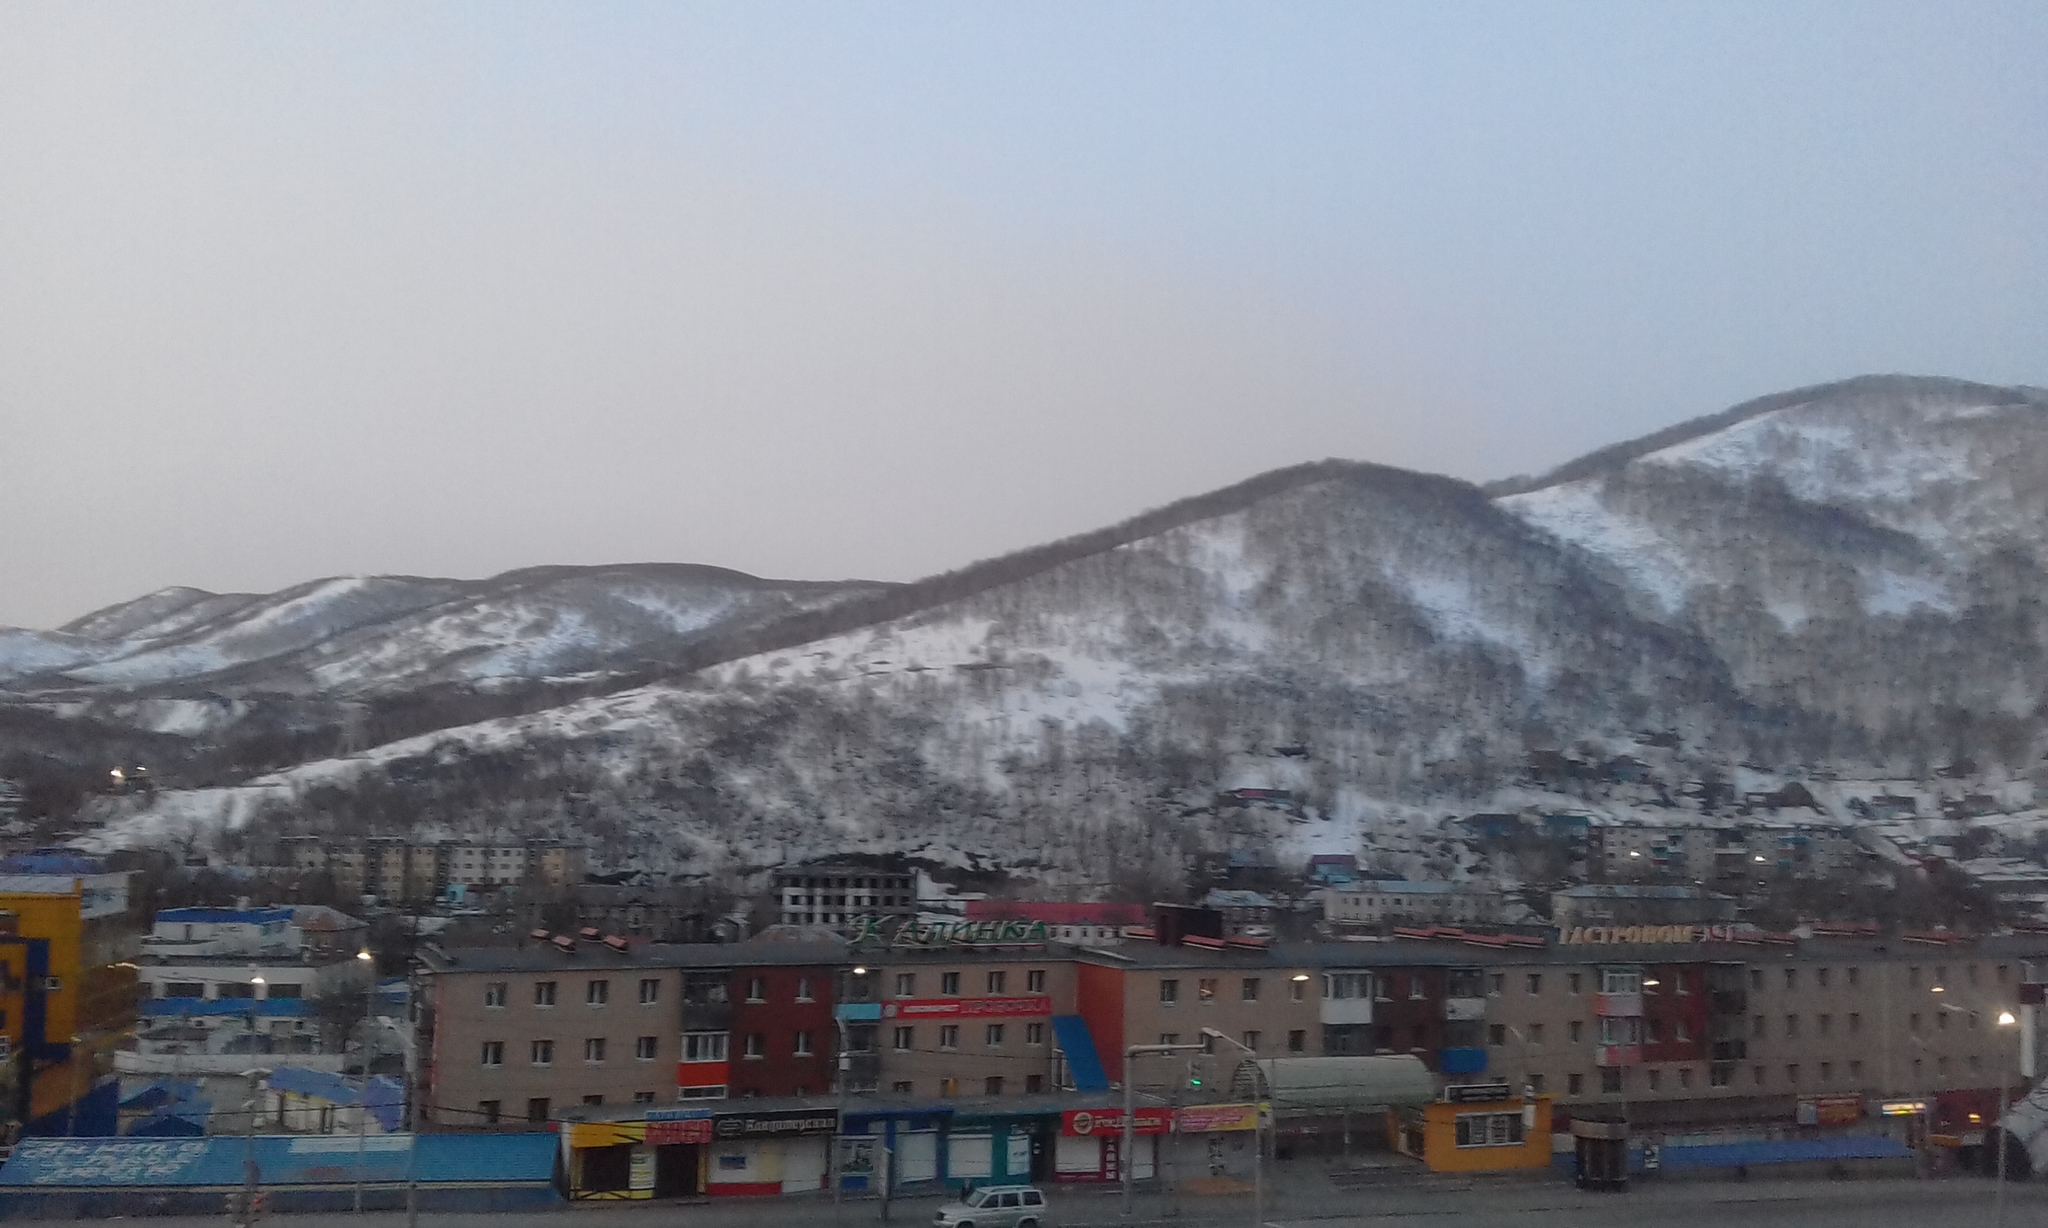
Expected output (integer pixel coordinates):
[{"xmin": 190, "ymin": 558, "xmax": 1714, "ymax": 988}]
[
  {"xmin": 351, "ymin": 948, "xmax": 375, "ymax": 1214},
  {"xmin": 237, "ymin": 1066, "xmax": 272, "ymax": 1228},
  {"xmin": 1200, "ymin": 1029, "xmax": 1266, "ymax": 1228},
  {"xmin": 1121, "ymin": 1042, "xmax": 1204, "ymax": 1217},
  {"xmin": 1931, "ymin": 983, "xmax": 2023, "ymax": 1222},
  {"xmin": 833, "ymin": 964, "xmax": 868, "ymax": 1221}
]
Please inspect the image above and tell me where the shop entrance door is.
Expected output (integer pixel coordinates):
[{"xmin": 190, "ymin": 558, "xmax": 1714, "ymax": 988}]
[{"xmin": 655, "ymin": 1144, "xmax": 701, "ymax": 1197}]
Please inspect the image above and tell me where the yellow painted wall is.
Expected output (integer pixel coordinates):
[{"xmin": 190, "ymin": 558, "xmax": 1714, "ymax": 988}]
[
  {"xmin": 1417, "ymin": 1097, "xmax": 1553, "ymax": 1173},
  {"xmin": 0, "ymin": 891, "xmax": 84, "ymax": 1049}
]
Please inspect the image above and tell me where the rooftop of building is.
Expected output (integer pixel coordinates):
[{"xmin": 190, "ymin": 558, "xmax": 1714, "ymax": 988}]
[
  {"xmin": 1328, "ymin": 880, "xmax": 1497, "ymax": 895},
  {"xmin": 1554, "ymin": 884, "xmax": 1734, "ymax": 900},
  {"xmin": 155, "ymin": 906, "xmax": 296, "ymax": 925},
  {"xmin": 417, "ymin": 936, "xmax": 856, "ymax": 976}
]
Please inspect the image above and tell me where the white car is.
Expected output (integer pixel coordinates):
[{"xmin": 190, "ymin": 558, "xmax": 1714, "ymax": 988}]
[{"xmin": 932, "ymin": 1184, "xmax": 1053, "ymax": 1228}]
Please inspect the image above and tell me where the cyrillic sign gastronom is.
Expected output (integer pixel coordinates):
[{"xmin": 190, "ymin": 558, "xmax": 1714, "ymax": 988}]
[
  {"xmin": 848, "ymin": 915, "xmax": 1051, "ymax": 948},
  {"xmin": 883, "ymin": 996, "xmax": 1052, "ymax": 1019},
  {"xmin": 1560, "ymin": 924, "xmax": 1744, "ymax": 945},
  {"xmin": 712, "ymin": 1110, "xmax": 841, "ymax": 1139}
]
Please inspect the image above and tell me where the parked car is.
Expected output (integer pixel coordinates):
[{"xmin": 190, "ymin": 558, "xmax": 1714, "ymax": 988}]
[{"xmin": 932, "ymin": 1184, "xmax": 1053, "ymax": 1228}]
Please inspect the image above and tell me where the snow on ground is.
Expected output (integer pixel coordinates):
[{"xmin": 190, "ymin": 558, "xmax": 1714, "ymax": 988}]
[{"xmin": 1497, "ymin": 483, "xmax": 1697, "ymax": 612}]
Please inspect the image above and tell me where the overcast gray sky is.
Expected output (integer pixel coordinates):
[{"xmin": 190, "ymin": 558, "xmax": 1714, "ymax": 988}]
[{"xmin": 3, "ymin": 2, "xmax": 2044, "ymax": 629}]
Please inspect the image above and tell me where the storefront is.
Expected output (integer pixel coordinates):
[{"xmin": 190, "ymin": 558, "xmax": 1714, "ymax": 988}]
[
  {"xmin": 707, "ymin": 1107, "xmax": 840, "ymax": 1196},
  {"xmin": 1388, "ymin": 1089, "xmax": 1553, "ymax": 1174},
  {"xmin": 839, "ymin": 1106, "xmax": 953, "ymax": 1193},
  {"xmin": 563, "ymin": 1112, "xmax": 715, "ymax": 1200},
  {"xmin": 1055, "ymin": 1107, "xmax": 1165, "ymax": 1183},
  {"xmin": 1162, "ymin": 1103, "xmax": 1261, "ymax": 1185},
  {"xmin": 947, "ymin": 1109, "xmax": 1062, "ymax": 1188}
]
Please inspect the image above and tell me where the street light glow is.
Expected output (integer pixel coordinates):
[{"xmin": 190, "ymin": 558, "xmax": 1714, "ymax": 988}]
[
  {"xmin": 1998, "ymin": 1011, "xmax": 2017, "ymax": 1027},
  {"xmin": 357, "ymin": 949, "xmax": 374, "ymax": 962}
]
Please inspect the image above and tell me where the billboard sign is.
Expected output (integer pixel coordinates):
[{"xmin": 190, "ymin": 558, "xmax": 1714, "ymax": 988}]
[{"xmin": 1062, "ymin": 1108, "xmax": 1171, "ymax": 1137}]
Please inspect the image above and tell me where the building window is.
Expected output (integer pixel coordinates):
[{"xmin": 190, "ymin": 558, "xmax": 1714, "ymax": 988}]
[
  {"xmin": 744, "ymin": 1033, "xmax": 765, "ymax": 1059},
  {"xmin": 638, "ymin": 979, "xmax": 659, "ymax": 1005},
  {"xmin": 534, "ymin": 981, "xmax": 557, "ymax": 1007},
  {"xmin": 1710, "ymin": 1064, "xmax": 1732, "ymax": 1088},
  {"xmin": 481, "ymin": 1041, "xmax": 504, "ymax": 1067},
  {"xmin": 940, "ymin": 1078, "xmax": 958, "ymax": 1098},
  {"xmin": 941, "ymin": 972, "xmax": 961, "ymax": 996},
  {"xmin": 1647, "ymin": 1069, "xmax": 1661, "ymax": 1091},
  {"xmin": 988, "ymin": 971, "xmax": 1007, "ymax": 994},
  {"xmin": 1599, "ymin": 1017, "xmax": 1641, "ymax": 1045},
  {"xmin": 1527, "ymin": 974, "xmax": 1543, "ymax": 995},
  {"xmin": 1488, "ymin": 1024, "xmax": 1507, "ymax": 1046},
  {"xmin": 1786, "ymin": 1064, "xmax": 1799, "ymax": 1085},
  {"xmin": 1198, "ymin": 978, "xmax": 1217, "ymax": 1002},
  {"xmin": 1785, "ymin": 1015, "xmax": 1799, "ymax": 1039},
  {"xmin": 585, "ymin": 1037, "xmax": 607, "ymax": 1063},
  {"xmin": 1528, "ymin": 1023, "xmax": 1545, "ymax": 1045},
  {"xmin": 1601, "ymin": 1067, "xmax": 1624, "ymax": 1093},
  {"xmin": 1410, "ymin": 977, "xmax": 1427, "ymax": 1001},
  {"xmin": 1242, "ymin": 978, "xmax": 1260, "ymax": 1002},
  {"xmin": 1750, "ymin": 969, "xmax": 1763, "ymax": 990},
  {"xmin": 1817, "ymin": 1014, "xmax": 1831, "ymax": 1037},
  {"xmin": 1850, "ymin": 1060, "xmax": 1864, "ymax": 1079},
  {"xmin": 893, "ymin": 1081, "xmax": 914, "ymax": 1094},
  {"xmin": 680, "ymin": 1085, "xmax": 727, "ymax": 1100},
  {"xmin": 1568, "ymin": 1073, "xmax": 1584, "ymax": 1095},
  {"xmin": 1568, "ymin": 1021, "xmax": 1583, "ymax": 1044},
  {"xmin": 1753, "ymin": 1015, "xmax": 1766, "ymax": 1038},
  {"xmin": 583, "ymin": 1095, "xmax": 604, "ymax": 1107},
  {"xmin": 634, "ymin": 1091, "xmax": 656, "ymax": 1104},
  {"xmin": 1242, "ymin": 1031, "xmax": 1260, "ymax": 1052},
  {"xmin": 1816, "ymin": 967, "xmax": 1831, "ymax": 987},
  {"xmin": 1288, "ymin": 1030, "xmax": 1306, "ymax": 1054},
  {"xmin": 1160, "ymin": 979, "xmax": 1180, "ymax": 1005},
  {"xmin": 1489, "ymin": 973, "xmax": 1506, "ymax": 995},
  {"xmin": 531, "ymin": 1040, "xmax": 554, "ymax": 1067},
  {"xmin": 1025, "ymin": 1022, "xmax": 1045, "ymax": 1046},
  {"xmin": 636, "ymin": 1036, "xmax": 658, "ymax": 1060},
  {"xmin": 1454, "ymin": 1112, "xmax": 1526, "ymax": 1148},
  {"xmin": 1600, "ymin": 968, "xmax": 1642, "ymax": 994},
  {"xmin": 1678, "ymin": 1067, "xmax": 1692, "ymax": 1090},
  {"xmin": 587, "ymin": 979, "xmax": 610, "ymax": 1006},
  {"xmin": 1820, "ymin": 1061, "xmax": 1833, "ymax": 1082},
  {"xmin": 1026, "ymin": 1075, "xmax": 1044, "ymax": 1094},
  {"xmin": 794, "ymin": 977, "xmax": 812, "ymax": 1002},
  {"xmin": 746, "ymin": 977, "xmax": 766, "ymax": 1003},
  {"xmin": 684, "ymin": 1032, "xmax": 727, "ymax": 1061},
  {"xmin": 1847, "ymin": 966, "xmax": 1860, "ymax": 987},
  {"xmin": 894, "ymin": 1026, "xmax": 915, "ymax": 1051},
  {"xmin": 484, "ymin": 983, "xmax": 507, "ymax": 1009},
  {"xmin": 1568, "ymin": 973, "xmax": 1583, "ymax": 995},
  {"xmin": 794, "ymin": 1030, "xmax": 814, "ymax": 1056},
  {"xmin": 985, "ymin": 1077, "xmax": 1005, "ymax": 1096},
  {"xmin": 1783, "ymin": 969, "xmax": 1797, "ymax": 991},
  {"xmin": 1753, "ymin": 1065, "xmax": 1766, "ymax": 1086},
  {"xmin": 479, "ymin": 1100, "xmax": 501, "ymax": 1124},
  {"xmin": 895, "ymin": 973, "xmax": 916, "ymax": 997},
  {"xmin": 1325, "ymin": 973, "xmax": 1370, "ymax": 1000},
  {"xmin": 1290, "ymin": 977, "xmax": 1306, "ymax": 1002},
  {"xmin": 939, "ymin": 1025, "xmax": 959, "ymax": 1050},
  {"xmin": 1027, "ymin": 969, "xmax": 1046, "ymax": 993},
  {"xmin": 527, "ymin": 1098, "xmax": 550, "ymax": 1123}
]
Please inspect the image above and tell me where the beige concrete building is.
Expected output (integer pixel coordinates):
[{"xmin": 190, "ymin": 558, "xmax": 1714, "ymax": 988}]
[
  {"xmin": 1321, "ymin": 881, "xmax": 1505, "ymax": 928},
  {"xmin": 865, "ymin": 949, "xmax": 1079, "ymax": 1099}
]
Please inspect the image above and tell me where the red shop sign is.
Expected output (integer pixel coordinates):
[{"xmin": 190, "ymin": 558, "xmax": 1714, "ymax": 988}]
[
  {"xmin": 884, "ymin": 996, "xmax": 1052, "ymax": 1019},
  {"xmin": 1062, "ymin": 1108, "xmax": 1171, "ymax": 1137}
]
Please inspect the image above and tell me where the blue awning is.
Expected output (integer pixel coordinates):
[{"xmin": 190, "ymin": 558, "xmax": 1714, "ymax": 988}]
[{"xmin": 1051, "ymin": 1016, "xmax": 1109, "ymax": 1091}]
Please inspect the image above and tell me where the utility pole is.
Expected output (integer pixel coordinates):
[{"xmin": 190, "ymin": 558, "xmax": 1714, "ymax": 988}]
[
  {"xmin": 1121, "ymin": 1041, "xmax": 1203, "ymax": 1217},
  {"xmin": 351, "ymin": 948, "xmax": 375, "ymax": 1214},
  {"xmin": 236, "ymin": 1067, "xmax": 271, "ymax": 1228}
]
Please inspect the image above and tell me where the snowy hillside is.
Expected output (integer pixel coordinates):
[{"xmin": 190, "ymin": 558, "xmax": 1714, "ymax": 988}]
[{"xmin": 40, "ymin": 375, "xmax": 2048, "ymax": 891}]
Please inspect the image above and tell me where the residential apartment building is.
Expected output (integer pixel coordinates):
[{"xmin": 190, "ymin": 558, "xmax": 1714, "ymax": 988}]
[
  {"xmin": 1321, "ymin": 881, "xmax": 1505, "ymax": 928},
  {"xmin": 1591, "ymin": 821, "xmax": 1867, "ymax": 885},
  {"xmin": 124, "ymin": 906, "xmax": 373, "ymax": 1075},
  {"xmin": 851, "ymin": 949, "xmax": 1080, "ymax": 1100},
  {"xmin": 774, "ymin": 862, "xmax": 917, "ymax": 928},
  {"xmin": 418, "ymin": 933, "xmax": 844, "ymax": 1128},
  {"xmin": 415, "ymin": 918, "xmax": 2048, "ymax": 1141},
  {"xmin": 282, "ymin": 836, "xmax": 586, "ymax": 901}
]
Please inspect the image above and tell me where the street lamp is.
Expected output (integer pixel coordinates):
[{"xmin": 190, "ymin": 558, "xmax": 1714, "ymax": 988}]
[
  {"xmin": 1200, "ymin": 1028, "xmax": 1267, "ymax": 1228},
  {"xmin": 353, "ymin": 949, "xmax": 376, "ymax": 1214},
  {"xmin": 1930, "ymin": 985, "xmax": 2025, "ymax": 1228},
  {"xmin": 238, "ymin": 1066, "xmax": 272, "ymax": 1228}
]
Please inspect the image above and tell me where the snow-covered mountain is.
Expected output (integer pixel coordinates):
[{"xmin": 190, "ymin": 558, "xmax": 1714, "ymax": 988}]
[
  {"xmin": 0, "ymin": 565, "xmax": 893, "ymax": 739},
  {"xmin": 31, "ymin": 375, "xmax": 2048, "ymax": 887}
]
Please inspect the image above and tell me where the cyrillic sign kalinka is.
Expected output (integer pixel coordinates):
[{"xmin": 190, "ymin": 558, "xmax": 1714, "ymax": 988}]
[
  {"xmin": 849, "ymin": 915, "xmax": 1050, "ymax": 947},
  {"xmin": 1560, "ymin": 924, "xmax": 1743, "ymax": 945}
]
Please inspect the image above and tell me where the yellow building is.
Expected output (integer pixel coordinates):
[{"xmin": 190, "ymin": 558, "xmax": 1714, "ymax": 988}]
[
  {"xmin": 0, "ymin": 889, "xmax": 93, "ymax": 1129},
  {"xmin": 1389, "ymin": 1092, "xmax": 1554, "ymax": 1174}
]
